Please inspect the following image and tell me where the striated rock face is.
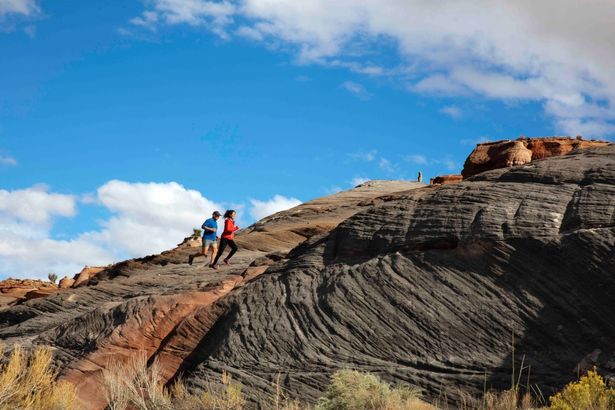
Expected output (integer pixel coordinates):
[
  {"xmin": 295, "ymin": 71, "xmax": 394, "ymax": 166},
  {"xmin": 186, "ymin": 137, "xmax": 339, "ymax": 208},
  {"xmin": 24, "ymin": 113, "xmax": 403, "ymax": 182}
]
[
  {"xmin": 180, "ymin": 145, "xmax": 615, "ymax": 404},
  {"xmin": 0, "ymin": 180, "xmax": 421, "ymax": 409},
  {"xmin": 462, "ymin": 136, "xmax": 610, "ymax": 178},
  {"xmin": 3, "ymin": 143, "xmax": 615, "ymax": 408}
]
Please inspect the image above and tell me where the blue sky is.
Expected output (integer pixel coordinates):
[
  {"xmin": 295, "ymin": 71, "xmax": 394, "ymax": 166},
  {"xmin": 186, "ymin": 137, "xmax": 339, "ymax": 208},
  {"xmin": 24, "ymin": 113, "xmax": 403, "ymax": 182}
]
[{"xmin": 1, "ymin": 0, "xmax": 613, "ymax": 279}]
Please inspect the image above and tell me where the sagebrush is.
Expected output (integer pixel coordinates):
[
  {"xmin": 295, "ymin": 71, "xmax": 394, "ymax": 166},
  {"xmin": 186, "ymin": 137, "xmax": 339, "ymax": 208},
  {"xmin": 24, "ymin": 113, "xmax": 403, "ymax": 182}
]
[{"xmin": 0, "ymin": 344, "xmax": 75, "ymax": 410}]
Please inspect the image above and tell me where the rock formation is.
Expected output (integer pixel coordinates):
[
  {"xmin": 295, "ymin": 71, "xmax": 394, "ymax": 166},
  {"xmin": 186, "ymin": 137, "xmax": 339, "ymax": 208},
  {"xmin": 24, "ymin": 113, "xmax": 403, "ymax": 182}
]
[
  {"xmin": 0, "ymin": 180, "xmax": 421, "ymax": 409},
  {"xmin": 430, "ymin": 174, "xmax": 463, "ymax": 185},
  {"xmin": 177, "ymin": 144, "xmax": 615, "ymax": 405},
  {"xmin": 2, "ymin": 143, "xmax": 615, "ymax": 408},
  {"xmin": 0, "ymin": 279, "xmax": 58, "ymax": 307},
  {"xmin": 462, "ymin": 136, "xmax": 609, "ymax": 178}
]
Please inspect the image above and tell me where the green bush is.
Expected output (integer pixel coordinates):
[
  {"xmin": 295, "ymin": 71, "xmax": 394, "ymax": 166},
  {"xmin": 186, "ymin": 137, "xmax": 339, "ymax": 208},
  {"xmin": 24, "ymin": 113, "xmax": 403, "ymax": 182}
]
[{"xmin": 315, "ymin": 369, "xmax": 427, "ymax": 410}]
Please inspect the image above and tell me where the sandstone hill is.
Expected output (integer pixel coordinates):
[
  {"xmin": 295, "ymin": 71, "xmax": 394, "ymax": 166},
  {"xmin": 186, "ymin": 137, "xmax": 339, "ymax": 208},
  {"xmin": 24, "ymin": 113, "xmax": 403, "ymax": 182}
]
[
  {"xmin": 1, "ymin": 139, "xmax": 614, "ymax": 408},
  {"xmin": 0, "ymin": 180, "xmax": 422, "ymax": 409}
]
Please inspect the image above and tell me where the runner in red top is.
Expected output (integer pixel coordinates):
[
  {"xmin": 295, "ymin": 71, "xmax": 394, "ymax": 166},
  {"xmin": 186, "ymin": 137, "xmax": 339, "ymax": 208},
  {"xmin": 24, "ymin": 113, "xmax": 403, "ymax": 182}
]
[{"xmin": 211, "ymin": 210, "xmax": 239, "ymax": 269}]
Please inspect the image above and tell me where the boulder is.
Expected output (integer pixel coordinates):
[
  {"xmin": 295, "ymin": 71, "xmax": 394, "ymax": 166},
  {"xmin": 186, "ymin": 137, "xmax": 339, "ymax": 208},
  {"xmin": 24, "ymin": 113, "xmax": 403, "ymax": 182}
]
[
  {"xmin": 58, "ymin": 276, "xmax": 75, "ymax": 289},
  {"xmin": 72, "ymin": 266, "xmax": 106, "ymax": 287}
]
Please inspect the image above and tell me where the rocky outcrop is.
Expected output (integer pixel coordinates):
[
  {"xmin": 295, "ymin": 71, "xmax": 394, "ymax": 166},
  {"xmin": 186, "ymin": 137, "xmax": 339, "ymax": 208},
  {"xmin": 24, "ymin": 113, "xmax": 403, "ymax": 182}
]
[
  {"xmin": 0, "ymin": 279, "xmax": 57, "ymax": 306},
  {"xmin": 462, "ymin": 136, "xmax": 610, "ymax": 178},
  {"xmin": 0, "ymin": 180, "xmax": 421, "ymax": 409},
  {"xmin": 430, "ymin": 174, "xmax": 463, "ymax": 185},
  {"xmin": 72, "ymin": 266, "xmax": 106, "ymax": 287},
  {"xmin": 3, "ymin": 144, "xmax": 615, "ymax": 408},
  {"xmin": 58, "ymin": 276, "xmax": 75, "ymax": 289},
  {"xmin": 177, "ymin": 144, "xmax": 615, "ymax": 405}
]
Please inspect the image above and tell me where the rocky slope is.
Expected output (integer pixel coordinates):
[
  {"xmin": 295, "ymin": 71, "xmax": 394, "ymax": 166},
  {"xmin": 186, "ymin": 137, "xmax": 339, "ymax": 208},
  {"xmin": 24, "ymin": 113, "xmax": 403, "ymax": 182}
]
[
  {"xmin": 2, "ymin": 141, "xmax": 615, "ymax": 408},
  {"xmin": 462, "ymin": 136, "xmax": 609, "ymax": 178},
  {"xmin": 178, "ymin": 143, "xmax": 615, "ymax": 404},
  {"xmin": 0, "ymin": 180, "xmax": 422, "ymax": 409}
]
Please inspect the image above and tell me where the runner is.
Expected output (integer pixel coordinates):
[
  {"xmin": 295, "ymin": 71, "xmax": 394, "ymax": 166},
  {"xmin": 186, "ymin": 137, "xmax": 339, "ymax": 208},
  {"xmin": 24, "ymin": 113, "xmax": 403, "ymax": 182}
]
[
  {"xmin": 211, "ymin": 209, "xmax": 239, "ymax": 270},
  {"xmin": 188, "ymin": 211, "xmax": 221, "ymax": 268}
]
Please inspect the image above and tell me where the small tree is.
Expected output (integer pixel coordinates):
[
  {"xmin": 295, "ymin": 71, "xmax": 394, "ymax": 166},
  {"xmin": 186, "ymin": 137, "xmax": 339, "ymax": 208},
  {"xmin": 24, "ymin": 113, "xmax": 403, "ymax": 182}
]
[
  {"xmin": 192, "ymin": 228, "xmax": 202, "ymax": 237},
  {"xmin": 48, "ymin": 273, "xmax": 58, "ymax": 284}
]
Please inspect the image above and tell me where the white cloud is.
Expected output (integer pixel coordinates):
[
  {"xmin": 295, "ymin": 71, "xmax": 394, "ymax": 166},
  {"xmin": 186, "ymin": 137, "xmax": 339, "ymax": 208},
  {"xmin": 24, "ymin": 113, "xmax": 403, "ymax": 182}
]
[
  {"xmin": 439, "ymin": 105, "xmax": 463, "ymax": 119},
  {"xmin": 130, "ymin": 0, "xmax": 615, "ymax": 137},
  {"xmin": 0, "ymin": 154, "xmax": 17, "ymax": 166},
  {"xmin": 0, "ymin": 185, "xmax": 75, "ymax": 225},
  {"xmin": 249, "ymin": 194, "xmax": 301, "ymax": 221},
  {"xmin": 236, "ymin": 25, "xmax": 263, "ymax": 41},
  {"xmin": 130, "ymin": 11, "xmax": 159, "ymax": 30},
  {"xmin": 131, "ymin": 0, "xmax": 236, "ymax": 38},
  {"xmin": 0, "ymin": 181, "xmax": 223, "ymax": 279},
  {"xmin": 0, "ymin": 0, "xmax": 39, "ymax": 17},
  {"xmin": 340, "ymin": 81, "xmax": 371, "ymax": 100},
  {"xmin": 93, "ymin": 180, "xmax": 223, "ymax": 256}
]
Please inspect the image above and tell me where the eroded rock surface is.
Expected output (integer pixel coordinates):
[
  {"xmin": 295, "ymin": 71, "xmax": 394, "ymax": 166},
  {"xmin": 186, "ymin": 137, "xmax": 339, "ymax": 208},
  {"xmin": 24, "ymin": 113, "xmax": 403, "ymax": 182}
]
[
  {"xmin": 462, "ymin": 136, "xmax": 610, "ymax": 178},
  {"xmin": 0, "ymin": 180, "xmax": 421, "ymax": 409},
  {"xmin": 180, "ymin": 145, "xmax": 615, "ymax": 405}
]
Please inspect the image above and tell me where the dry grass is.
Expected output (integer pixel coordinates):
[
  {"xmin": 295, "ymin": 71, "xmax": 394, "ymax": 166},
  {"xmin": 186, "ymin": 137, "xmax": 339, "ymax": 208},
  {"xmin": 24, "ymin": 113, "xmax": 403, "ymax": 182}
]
[
  {"xmin": 0, "ymin": 343, "xmax": 76, "ymax": 410},
  {"xmin": 103, "ymin": 353, "xmax": 173, "ymax": 410},
  {"xmin": 315, "ymin": 369, "xmax": 430, "ymax": 410}
]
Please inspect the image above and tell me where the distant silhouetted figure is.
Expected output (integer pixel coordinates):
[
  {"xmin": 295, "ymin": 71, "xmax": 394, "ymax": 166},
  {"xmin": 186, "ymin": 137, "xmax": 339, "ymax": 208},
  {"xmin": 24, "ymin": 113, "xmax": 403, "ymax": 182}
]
[
  {"xmin": 211, "ymin": 209, "xmax": 240, "ymax": 270},
  {"xmin": 418, "ymin": 171, "xmax": 423, "ymax": 183},
  {"xmin": 188, "ymin": 211, "xmax": 221, "ymax": 268}
]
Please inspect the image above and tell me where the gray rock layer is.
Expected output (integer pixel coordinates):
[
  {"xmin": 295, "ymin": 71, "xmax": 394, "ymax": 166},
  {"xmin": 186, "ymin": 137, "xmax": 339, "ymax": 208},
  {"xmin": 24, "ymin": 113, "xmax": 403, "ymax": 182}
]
[{"xmin": 182, "ymin": 146, "xmax": 615, "ymax": 404}]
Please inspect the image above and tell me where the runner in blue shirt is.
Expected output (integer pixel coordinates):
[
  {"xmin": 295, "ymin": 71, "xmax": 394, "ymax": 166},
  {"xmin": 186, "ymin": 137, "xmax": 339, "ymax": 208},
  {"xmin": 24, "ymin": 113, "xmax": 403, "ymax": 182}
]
[{"xmin": 188, "ymin": 211, "xmax": 221, "ymax": 268}]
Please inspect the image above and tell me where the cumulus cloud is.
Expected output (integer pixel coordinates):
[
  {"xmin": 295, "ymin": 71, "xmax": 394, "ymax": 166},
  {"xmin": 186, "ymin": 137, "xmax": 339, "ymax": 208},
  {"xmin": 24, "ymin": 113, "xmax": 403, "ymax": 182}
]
[
  {"xmin": 249, "ymin": 194, "xmax": 301, "ymax": 221},
  {"xmin": 131, "ymin": 0, "xmax": 615, "ymax": 137},
  {"xmin": 0, "ymin": 181, "xmax": 223, "ymax": 279},
  {"xmin": 0, "ymin": 185, "xmax": 75, "ymax": 225},
  {"xmin": 0, "ymin": 0, "xmax": 39, "ymax": 17},
  {"xmin": 92, "ymin": 180, "xmax": 222, "ymax": 255}
]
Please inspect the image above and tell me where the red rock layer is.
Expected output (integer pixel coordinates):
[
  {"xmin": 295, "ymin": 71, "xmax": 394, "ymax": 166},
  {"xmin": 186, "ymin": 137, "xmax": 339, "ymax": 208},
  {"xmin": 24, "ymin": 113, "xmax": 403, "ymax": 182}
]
[
  {"xmin": 430, "ymin": 174, "xmax": 463, "ymax": 185},
  {"xmin": 461, "ymin": 136, "xmax": 610, "ymax": 178}
]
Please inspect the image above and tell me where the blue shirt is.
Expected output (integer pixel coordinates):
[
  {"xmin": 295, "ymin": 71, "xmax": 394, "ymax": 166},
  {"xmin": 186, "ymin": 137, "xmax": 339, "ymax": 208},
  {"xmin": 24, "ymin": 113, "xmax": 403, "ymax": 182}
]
[{"xmin": 202, "ymin": 218, "xmax": 218, "ymax": 241}]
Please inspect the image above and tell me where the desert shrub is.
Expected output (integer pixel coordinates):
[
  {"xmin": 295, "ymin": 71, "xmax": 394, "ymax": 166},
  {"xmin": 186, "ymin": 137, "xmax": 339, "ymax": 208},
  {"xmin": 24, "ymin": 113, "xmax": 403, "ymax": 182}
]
[
  {"xmin": 103, "ymin": 353, "xmax": 173, "ymax": 410},
  {"xmin": 315, "ymin": 369, "xmax": 426, "ymax": 410},
  {"xmin": 48, "ymin": 272, "xmax": 58, "ymax": 283},
  {"xmin": 103, "ymin": 353, "xmax": 247, "ymax": 410},
  {"xmin": 549, "ymin": 369, "xmax": 615, "ymax": 410},
  {"xmin": 0, "ymin": 344, "xmax": 76, "ymax": 410},
  {"xmin": 193, "ymin": 228, "xmax": 203, "ymax": 237},
  {"xmin": 172, "ymin": 370, "xmax": 245, "ymax": 410}
]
